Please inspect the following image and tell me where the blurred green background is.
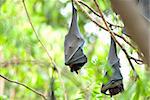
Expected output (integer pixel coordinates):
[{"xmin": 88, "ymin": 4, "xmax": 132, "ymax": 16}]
[{"xmin": 0, "ymin": 0, "xmax": 150, "ymax": 100}]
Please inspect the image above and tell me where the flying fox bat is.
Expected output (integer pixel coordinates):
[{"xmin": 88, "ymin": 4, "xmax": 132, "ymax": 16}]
[
  {"xmin": 64, "ymin": 2, "xmax": 87, "ymax": 74},
  {"xmin": 101, "ymin": 37, "xmax": 124, "ymax": 96}
]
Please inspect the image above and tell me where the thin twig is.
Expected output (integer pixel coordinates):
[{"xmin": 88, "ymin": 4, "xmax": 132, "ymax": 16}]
[
  {"xmin": 75, "ymin": 0, "xmax": 136, "ymax": 50},
  {"xmin": 78, "ymin": 0, "xmax": 124, "ymax": 28},
  {"xmin": 0, "ymin": 59, "xmax": 49, "ymax": 67},
  {"xmin": 22, "ymin": 0, "xmax": 57, "ymax": 71},
  {"xmin": 74, "ymin": 0, "xmax": 108, "ymax": 31},
  {"xmin": 130, "ymin": 56, "xmax": 143, "ymax": 65},
  {"xmin": 74, "ymin": 0, "xmax": 143, "ymax": 65},
  {"xmin": 22, "ymin": 0, "xmax": 68, "ymax": 99},
  {"xmin": 114, "ymin": 33, "xmax": 136, "ymax": 49},
  {"xmin": 0, "ymin": 74, "xmax": 47, "ymax": 100},
  {"xmin": 93, "ymin": 0, "xmax": 139, "ymax": 79}
]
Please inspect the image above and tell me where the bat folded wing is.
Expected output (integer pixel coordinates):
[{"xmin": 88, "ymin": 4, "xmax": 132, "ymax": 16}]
[
  {"xmin": 64, "ymin": 4, "xmax": 87, "ymax": 73},
  {"xmin": 65, "ymin": 46, "xmax": 87, "ymax": 73},
  {"xmin": 101, "ymin": 61, "xmax": 124, "ymax": 96}
]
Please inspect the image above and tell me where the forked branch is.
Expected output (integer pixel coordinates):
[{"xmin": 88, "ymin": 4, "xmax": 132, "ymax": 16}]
[
  {"xmin": 78, "ymin": 0, "xmax": 124, "ymax": 28},
  {"xmin": 93, "ymin": 0, "xmax": 139, "ymax": 79},
  {"xmin": 74, "ymin": 0, "xmax": 143, "ymax": 66}
]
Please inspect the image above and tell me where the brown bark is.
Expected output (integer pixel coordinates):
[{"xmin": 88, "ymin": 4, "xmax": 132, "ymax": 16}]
[{"xmin": 110, "ymin": 0, "xmax": 150, "ymax": 66}]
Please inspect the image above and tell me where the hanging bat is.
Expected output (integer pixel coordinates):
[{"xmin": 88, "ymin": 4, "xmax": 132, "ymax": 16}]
[
  {"xmin": 101, "ymin": 37, "xmax": 124, "ymax": 96},
  {"xmin": 64, "ymin": 2, "xmax": 87, "ymax": 74}
]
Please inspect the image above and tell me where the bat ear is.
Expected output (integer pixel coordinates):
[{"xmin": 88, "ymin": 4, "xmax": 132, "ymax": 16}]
[
  {"xmin": 101, "ymin": 37, "xmax": 124, "ymax": 96},
  {"xmin": 64, "ymin": 1, "xmax": 87, "ymax": 73}
]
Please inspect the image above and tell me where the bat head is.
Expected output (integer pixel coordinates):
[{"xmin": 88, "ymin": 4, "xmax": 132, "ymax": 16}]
[
  {"xmin": 101, "ymin": 79, "xmax": 124, "ymax": 96},
  {"xmin": 68, "ymin": 55, "xmax": 87, "ymax": 74}
]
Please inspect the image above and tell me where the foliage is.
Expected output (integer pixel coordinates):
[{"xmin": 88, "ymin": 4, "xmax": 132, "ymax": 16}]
[{"xmin": 0, "ymin": 0, "xmax": 149, "ymax": 100}]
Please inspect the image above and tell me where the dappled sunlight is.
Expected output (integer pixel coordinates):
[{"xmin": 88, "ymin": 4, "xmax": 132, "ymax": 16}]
[{"xmin": 0, "ymin": 0, "xmax": 149, "ymax": 100}]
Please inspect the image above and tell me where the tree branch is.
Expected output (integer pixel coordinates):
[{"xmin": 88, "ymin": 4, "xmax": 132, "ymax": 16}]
[
  {"xmin": 0, "ymin": 59, "xmax": 49, "ymax": 68},
  {"xmin": 75, "ymin": 0, "xmax": 137, "ymax": 51},
  {"xmin": 74, "ymin": 0, "xmax": 143, "ymax": 66},
  {"xmin": 22, "ymin": 0, "xmax": 57, "ymax": 71},
  {"xmin": 22, "ymin": 0, "xmax": 68, "ymax": 99},
  {"xmin": 110, "ymin": 0, "xmax": 150, "ymax": 65},
  {"xmin": 78, "ymin": 0, "xmax": 124, "ymax": 28},
  {"xmin": 0, "ymin": 74, "xmax": 47, "ymax": 100},
  {"xmin": 93, "ymin": 0, "xmax": 139, "ymax": 79},
  {"xmin": 130, "ymin": 56, "xmax": 143, "ymax": 65}
]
